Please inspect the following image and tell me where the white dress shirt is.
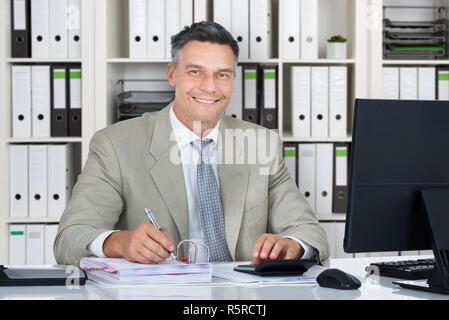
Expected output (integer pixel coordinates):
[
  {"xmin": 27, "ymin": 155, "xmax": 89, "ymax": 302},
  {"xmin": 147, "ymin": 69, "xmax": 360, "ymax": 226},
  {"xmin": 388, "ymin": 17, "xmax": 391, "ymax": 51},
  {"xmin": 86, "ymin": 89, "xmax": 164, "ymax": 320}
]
[{"xmin": 88, "ymin": 106, "xmax": 316, "ymax": 260}]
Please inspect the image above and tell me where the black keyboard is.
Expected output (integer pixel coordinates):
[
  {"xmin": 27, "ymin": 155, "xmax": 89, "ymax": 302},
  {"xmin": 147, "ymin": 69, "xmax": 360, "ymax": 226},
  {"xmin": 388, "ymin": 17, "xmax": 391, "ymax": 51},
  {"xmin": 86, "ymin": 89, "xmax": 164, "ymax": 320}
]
[{"xmin": 366, "ymin": 258, "xmax": 435, "ymax": 280}]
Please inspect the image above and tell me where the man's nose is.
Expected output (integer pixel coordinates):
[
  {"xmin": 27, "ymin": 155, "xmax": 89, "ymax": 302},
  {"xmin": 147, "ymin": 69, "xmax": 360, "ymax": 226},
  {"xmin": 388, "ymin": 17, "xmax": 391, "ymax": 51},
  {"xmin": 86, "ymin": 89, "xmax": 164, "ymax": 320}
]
[{"xmin": 198, "ymin": 74, "xmax": 217, "ymax": 93}]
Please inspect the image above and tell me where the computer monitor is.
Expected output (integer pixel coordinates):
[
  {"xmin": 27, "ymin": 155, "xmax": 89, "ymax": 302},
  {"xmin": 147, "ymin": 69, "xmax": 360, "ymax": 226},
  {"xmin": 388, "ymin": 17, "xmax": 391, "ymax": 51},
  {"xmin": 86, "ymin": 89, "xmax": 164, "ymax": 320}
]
[{"xmin": 344, "ymin": 99, "xmax": 449, "ymax": 294}]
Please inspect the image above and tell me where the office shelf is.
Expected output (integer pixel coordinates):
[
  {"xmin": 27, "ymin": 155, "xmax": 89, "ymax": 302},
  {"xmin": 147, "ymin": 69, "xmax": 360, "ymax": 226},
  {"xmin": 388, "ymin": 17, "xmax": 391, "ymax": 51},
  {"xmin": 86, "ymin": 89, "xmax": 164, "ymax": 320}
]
[
  {"xmin": 3, "ymin": 0, "xmax": 439, "ymax": 264},
  {"xmin": 6, "ymin": 138, "xmax": 83, "ymax": 144},
  {"xmin": 5, "ymin": 58, "xmax": 83, "ymax": 63},
  {"xmin": 6, "ymin": 217, "xmax": 61, "ymax": 224}
]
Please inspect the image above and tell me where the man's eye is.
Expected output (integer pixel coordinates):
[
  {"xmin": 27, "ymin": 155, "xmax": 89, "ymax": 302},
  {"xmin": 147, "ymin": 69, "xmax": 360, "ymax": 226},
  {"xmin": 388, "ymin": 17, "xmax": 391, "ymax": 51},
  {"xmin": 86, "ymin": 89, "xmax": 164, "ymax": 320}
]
[
  {"xmin": 190, "ymin": 70, "xmax": 200, "ymax": 75},
  {"xmin": 218, "ymin": 73, "xmax": 229, "ymax": 78}
]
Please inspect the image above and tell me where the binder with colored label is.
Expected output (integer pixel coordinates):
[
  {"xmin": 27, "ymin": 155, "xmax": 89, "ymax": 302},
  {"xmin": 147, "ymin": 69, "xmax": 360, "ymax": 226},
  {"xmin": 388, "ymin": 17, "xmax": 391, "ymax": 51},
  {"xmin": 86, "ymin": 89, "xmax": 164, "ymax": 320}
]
[
  {"xmin": 261, "ymin": 67, "xmax": 277, "ymax": 129},
  {"xmin": 242, "ymin": 66, "xmax": 258, "ymax": 124},
  {"xmin": 51, "ymin": 66, "xmax": 68, "ymax": 136},
  {"xmin": 333, "ymin": 143, "xmax": 349, "ymax": 213},
  {"xmin": 68, "ymin": 66, "xmax": 82, "ymax": 137}
]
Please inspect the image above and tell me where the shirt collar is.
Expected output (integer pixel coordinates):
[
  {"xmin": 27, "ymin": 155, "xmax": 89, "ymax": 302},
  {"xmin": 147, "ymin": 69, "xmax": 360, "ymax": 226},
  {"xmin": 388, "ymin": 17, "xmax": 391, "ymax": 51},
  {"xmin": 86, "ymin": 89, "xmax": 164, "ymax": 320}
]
[{"xmin": 169, "ymin": 105, "xmax": 220, "ymax": 148}]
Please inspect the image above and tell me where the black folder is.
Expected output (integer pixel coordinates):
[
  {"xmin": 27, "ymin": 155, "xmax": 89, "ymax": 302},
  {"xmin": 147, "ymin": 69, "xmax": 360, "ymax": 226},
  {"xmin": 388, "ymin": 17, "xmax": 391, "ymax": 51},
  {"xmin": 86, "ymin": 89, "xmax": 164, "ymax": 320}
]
[
  {"xmin": 11, "ymin": 0, "xmax": 31, "ymax": 57},
  {"xmin": 68, "ymin": 65, "xmax": 82, "ymax": 136},
  {"xmin": 261, "ymin": 66, "xmax": 278, "ymax": 129},
  {"xmin": 242, "ymin": 65, "xmax": 259, "ymax": 124},
  {"xmin": 333, "ymin": 143, "xmax": 349, "ymax": 213},
  {"xmin": 234, "ymin": 259, "xmax": 316, "ymax": 276},
  {"xmin": 51, "ymin": 65, "xmax": 68, "ymax": 137},
  {"xmin": 0, "ymin": 265, "xmax": 87, "ymax": 286}
]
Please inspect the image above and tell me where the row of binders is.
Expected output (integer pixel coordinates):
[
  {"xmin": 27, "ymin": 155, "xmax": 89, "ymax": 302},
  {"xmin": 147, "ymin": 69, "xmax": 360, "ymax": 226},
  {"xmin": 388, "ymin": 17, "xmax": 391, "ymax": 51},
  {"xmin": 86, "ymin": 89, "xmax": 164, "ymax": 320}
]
[
  {"xmin": 12, "ymin": 64, "xmax": 82, "ymax": 138},
  {"xmin": 383, "ymin": 67, "xmax": 436, "ymax": 100},
  {"xmin": 10, "ymin": 144, "xmax": 77, "ymax": 218},
  {"xmin": 213, "ymin": 0, "xmax": 272, "ymax": 60},
  {"xmin": 280, "ymin": 0, "xmax": 318, "ymax": 59},
  {"xmin": 9, "ymin": 224, "xmax": 58, "ymax": 265},
  {"xmin": 11, "ymin": 0, "xmax": 81, "ymax": 58},
  {"xmin": 383, "ymin": 67, "xmax": 449, "ymax": 101},
  {"xmin": 225, "ymin": 64, "xmax": 278, "ymax": 129},
  {"xmin": 129, "ymin": 0, "xmax": 191, "ymax": 58},
  {"xmin": 284, "ymin": 143, "xmax": 349, "ymax": 214},
  {"xmin": 290, "ymin": 66, "xmax": 348, "ymax": 138}
]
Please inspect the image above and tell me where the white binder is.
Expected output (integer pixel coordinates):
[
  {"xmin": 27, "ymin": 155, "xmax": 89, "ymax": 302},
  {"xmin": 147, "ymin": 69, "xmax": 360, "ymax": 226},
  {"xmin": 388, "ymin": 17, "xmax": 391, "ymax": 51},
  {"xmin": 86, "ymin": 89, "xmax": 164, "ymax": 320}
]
[
  {"xmin": 291, "ymin": 66, "xmax": 311, "ymax": 137},
  {"xmin": 129, "ymin": 0, "xmax": 147, "ymax": 58},
  {"xmin": 10, "ymin": 145, "xmax": 28, "ymax": 218},
  {"xmin": 282, "ymin": 0, "xmax": 300, "ymax": 59},
  {"xmin": 311, "ymin": 67, "xmax": 329, "ymax": 137},
  {"xmin": 320, "ymin": 222, "xmax": 336, "ymax": 259},
  {"xmin": 315, "ymin": 144, "xmax": 333, "ymax": 214},
  {"xmin": 26, "ymin": 224, "xmax": 45, "ymax": 265},
  {"xmin": 194, "ymin": 0, "xmax": 209, "ymax": 22},
  {"xmin": 180, "ymin": 0, "xmax": 193, "ymax": 27},
  {"xmin": 9, "ymin": 224, "xmax": 27, "ymax": 265},
  {"xmin": 226, "ymin": 65, "xmax": 243, "ymax": 119},
  {"xmin": 44, "ymin": 224, "xmax": 59, "ymax": 265},
  {"xmin": 31, "ymin": 65, "xmax": 51, "ymax": 138},
  {"xmin": 29, "ymin": 145, "xmax": 48, "ymax": 218},
  {"xmin": 231, "ymin": 0, "xmax": 249, "ymax": 60},
  {"xmin": 12, "ymin": 65, "xmax": 32, "ymax": 138},
  {"xmin": 329, "ymin": 66, "xmax": 347, "ymax": 137},
  {"xmin": 418, "ymin": 67, "xmax": 436, "ymax": 100},
  {"xmin": 284, "ymin": 145, "xmax": 297, "ymax": 185},
  {"xmin": 383, "ymin": 67, "xmax": 399, "ymax": 99},
  {"xmin": 147, "ymin": 0, "xmax": 165, "ymax": 58},
  {"xmin": 48, "ymin": 144, "xmax": 74, "ymax": 218},
  {"xmin": 298, "ymin": 143, "xmax": 316, "ymax": 212},
  {"xmin": 67, "ymin": 0, "xmax": 81, "ymax": 58},
  {"xmin": 300, "ymin": 0, "xmax": 318, "ymax": 59},
  {"xmin": 249, "ymin": 0, "xmax": 272, "ymax": 59},
  {"xmin": 213, "ymin": 0, "xmax": 231, "ymax": 31},
  {"xmin": 31, "ymin": 0, "xmax": 50, "ymax": 58},
  {"xmin": 166, "ymin": 0, "xmax": 181, "ymax": 59},
  {"xmin": 438, "ymin": 69, "xmax": 449, "ymax": 100},
  {"xmin": 49, "ymin": 0, "xmax": 68, "ymax": 57},
  {"xmin": 399, "ymin": 67, "xmax": 417, "ymax": 100}
]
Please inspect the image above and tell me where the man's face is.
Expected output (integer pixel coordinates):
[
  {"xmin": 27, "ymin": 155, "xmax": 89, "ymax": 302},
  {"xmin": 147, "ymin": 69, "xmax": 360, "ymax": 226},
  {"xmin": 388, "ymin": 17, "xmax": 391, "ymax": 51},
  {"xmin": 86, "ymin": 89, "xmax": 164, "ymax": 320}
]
[{"xmin": 167, "ymin": 40, "xmax": 235, "ymax": 132}]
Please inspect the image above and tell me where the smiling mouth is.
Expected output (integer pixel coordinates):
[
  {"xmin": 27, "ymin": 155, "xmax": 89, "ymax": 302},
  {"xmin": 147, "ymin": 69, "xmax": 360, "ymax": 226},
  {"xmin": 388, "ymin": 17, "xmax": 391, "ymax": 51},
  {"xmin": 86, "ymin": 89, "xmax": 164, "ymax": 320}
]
[{"xmin": 193, "ymin": 97, "xmax": 220, "ymax": 104}]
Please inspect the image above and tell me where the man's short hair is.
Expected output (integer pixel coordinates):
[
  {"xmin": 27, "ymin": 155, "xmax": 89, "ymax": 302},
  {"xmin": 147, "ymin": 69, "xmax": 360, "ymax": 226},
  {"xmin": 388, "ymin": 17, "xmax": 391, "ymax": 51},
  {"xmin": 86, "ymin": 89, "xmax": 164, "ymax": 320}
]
[{"xmin": 170, "ymin": 21, "xmax": 239, "ymax": 67}]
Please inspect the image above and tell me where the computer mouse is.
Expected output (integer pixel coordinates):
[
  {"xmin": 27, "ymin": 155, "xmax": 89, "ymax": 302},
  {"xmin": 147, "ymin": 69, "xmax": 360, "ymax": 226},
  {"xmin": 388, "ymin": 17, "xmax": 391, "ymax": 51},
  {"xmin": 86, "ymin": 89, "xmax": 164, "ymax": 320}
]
[{"xmin": 316, "ymin": 268, "xmax": 361, "ymax": 290}]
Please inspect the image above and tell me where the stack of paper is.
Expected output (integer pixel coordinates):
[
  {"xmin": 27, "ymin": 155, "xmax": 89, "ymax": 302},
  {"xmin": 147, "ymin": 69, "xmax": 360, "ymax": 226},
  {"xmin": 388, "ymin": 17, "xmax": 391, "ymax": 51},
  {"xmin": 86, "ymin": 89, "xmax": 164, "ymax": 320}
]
[{"xmin": 80, "ymin": 257, "xmax": 212, "ymax": 285}]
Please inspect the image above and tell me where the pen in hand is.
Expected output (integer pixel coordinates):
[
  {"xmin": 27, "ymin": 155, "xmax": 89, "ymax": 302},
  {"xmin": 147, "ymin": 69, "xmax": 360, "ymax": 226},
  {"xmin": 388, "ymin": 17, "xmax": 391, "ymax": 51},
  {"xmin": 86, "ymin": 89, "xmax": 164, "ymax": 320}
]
[{"xmin": 144, "ymin": 208, "xmax": 177, "ymax": 261}]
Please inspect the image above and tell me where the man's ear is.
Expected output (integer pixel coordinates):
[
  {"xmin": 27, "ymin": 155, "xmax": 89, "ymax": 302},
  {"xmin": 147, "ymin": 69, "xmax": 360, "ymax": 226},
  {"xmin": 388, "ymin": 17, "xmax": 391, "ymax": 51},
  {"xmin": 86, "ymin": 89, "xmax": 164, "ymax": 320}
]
[{"xmin": 167, "ymin": 63, "xmax": 176, "ymax": 87}]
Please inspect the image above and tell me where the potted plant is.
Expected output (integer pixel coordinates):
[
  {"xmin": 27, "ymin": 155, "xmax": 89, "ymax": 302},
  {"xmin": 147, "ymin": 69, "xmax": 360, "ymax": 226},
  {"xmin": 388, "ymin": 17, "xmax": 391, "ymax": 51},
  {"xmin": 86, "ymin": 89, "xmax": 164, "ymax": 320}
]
[{"xmin": 326, "ymin": 35, "xmax": 347, "ymax": 59}]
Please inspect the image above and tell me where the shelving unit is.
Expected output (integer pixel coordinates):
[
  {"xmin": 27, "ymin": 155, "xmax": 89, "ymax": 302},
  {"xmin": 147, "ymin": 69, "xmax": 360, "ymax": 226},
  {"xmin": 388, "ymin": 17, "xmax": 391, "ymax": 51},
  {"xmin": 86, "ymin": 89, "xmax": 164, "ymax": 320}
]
[
  {"xmin": 0, "ymin": 0, "xmax": 96, "ymax": 264},
  {"xmin": 1, "ymin": 0, "xmax": 445, "ymax": 264}
]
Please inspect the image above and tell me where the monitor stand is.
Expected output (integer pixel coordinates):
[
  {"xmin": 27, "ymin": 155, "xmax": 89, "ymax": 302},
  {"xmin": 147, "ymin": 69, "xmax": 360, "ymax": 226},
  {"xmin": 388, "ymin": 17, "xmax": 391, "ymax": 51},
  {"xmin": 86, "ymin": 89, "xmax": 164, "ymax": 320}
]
[{"xmin": 393, "ymin": 188, "xmax": 449, "ymax": 294}]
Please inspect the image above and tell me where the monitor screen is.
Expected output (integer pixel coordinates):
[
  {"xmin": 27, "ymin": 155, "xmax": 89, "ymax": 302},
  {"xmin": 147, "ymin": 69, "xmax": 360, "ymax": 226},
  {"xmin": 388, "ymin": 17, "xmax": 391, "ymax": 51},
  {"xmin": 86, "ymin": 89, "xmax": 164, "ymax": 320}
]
[{"xmin": 344, "ymin": 99, "xmax": 449, "ymax": 253}]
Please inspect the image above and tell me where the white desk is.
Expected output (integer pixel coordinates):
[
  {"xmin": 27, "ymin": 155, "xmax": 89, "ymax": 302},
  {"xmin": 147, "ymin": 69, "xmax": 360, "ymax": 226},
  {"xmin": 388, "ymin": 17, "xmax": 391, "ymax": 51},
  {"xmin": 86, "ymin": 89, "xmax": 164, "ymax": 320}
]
[{"xmin": 0, "ymin": 256, "xmax": 448, "ymax": 300}]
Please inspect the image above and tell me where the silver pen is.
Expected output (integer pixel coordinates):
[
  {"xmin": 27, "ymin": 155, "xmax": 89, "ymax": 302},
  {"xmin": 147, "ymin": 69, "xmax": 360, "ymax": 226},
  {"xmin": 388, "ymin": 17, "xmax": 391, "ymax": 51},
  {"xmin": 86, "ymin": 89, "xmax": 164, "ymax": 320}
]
[{"xmin": 144, "ymin": 208, "xmax": 176, "ymax": 260}]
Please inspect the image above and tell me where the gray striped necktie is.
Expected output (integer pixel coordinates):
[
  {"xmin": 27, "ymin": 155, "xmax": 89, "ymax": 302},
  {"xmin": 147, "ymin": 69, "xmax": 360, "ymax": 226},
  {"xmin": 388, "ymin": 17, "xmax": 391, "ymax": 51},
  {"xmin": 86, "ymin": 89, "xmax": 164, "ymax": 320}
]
[{"xmin": 192, "ymin": 139, "xmax": 232, "ymax": 262}]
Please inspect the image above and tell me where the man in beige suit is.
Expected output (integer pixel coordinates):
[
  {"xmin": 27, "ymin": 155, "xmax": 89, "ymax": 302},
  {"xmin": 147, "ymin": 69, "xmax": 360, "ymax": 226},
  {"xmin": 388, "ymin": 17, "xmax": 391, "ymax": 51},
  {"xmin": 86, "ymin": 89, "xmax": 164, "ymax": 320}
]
[{"xmin": 54, "ymin": 21, "xmax": 329, "ymax": 266}]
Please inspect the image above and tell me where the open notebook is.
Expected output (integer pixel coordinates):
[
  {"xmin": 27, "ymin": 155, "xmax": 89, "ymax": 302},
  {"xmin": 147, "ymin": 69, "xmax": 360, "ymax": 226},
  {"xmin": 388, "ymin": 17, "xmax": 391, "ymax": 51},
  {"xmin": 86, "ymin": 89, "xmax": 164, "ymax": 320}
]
[{"xmin": 80, "ymin": 257, "xmax": 212, "ymax": 285}]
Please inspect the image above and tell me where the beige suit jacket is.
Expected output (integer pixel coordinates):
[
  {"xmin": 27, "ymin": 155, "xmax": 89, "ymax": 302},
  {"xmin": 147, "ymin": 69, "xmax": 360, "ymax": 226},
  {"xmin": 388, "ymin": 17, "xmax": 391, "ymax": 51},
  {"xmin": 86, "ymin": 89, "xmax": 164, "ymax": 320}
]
[{"xmin": 54, "ymin": 104, "xmax": 330, "ymax": 266}]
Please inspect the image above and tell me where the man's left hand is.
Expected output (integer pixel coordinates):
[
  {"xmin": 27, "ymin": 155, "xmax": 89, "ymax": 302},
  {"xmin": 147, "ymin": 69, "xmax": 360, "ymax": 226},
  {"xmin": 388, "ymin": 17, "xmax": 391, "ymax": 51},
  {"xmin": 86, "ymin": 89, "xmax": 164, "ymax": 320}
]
[{"xmin": 251, "ymin": 233, "xmax": 305, "ymax": 265}]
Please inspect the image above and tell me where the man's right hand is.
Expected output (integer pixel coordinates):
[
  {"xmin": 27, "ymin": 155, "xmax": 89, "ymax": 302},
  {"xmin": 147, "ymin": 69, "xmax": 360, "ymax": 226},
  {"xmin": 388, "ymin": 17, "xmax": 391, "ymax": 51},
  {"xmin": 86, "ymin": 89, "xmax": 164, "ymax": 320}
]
[{"xmin": 102, "ymin": 222, "xmax": 175, "ymax": 264}]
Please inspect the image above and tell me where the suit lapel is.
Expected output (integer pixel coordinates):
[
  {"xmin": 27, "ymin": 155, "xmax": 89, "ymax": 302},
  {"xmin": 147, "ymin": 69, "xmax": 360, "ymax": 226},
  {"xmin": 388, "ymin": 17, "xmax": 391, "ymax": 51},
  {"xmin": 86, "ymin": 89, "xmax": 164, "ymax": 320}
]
[
  {"xmin": 149, "ymin": 105, "xmax": 190, "ymax": 241},
  {"xmin": 218, "ymin": 118, "xmax": 250, "ymax": 260}
]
